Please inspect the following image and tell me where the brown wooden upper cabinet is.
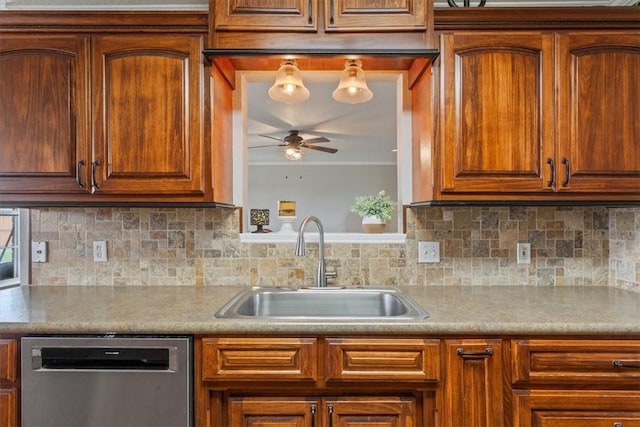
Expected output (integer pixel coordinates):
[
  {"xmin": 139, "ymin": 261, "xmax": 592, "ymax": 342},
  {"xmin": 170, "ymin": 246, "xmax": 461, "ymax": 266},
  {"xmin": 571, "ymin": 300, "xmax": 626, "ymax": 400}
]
[
  {"xmin": 91, "ymin": 35, "xmax": 206, "ymax": 198},
  {"xmin": 0, "ymin": 15, "xmax": 233, "ymax": 205},
  {"xmin": 210, "ymin": 0, "xmax": 433, "ymax": 49},
  {"xmin": 0, "ymin": 36, "xmax": 91, "ymax": 196},
  {"xmin": 437, "ymin": 30, "xmax": 640, "ymax": 201}
]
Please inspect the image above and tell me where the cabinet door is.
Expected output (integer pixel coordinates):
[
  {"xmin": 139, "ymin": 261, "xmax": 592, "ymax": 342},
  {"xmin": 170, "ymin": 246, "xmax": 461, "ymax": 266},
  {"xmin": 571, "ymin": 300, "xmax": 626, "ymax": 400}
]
[
  {"xmin": 228, "ymin": 397, "xmax": 319, "ymax": 427},
  {"xmin": 0, "ymin": 36, "xmax": 91, "ymax": 195},
  {"xmin": 513, "ymin": 390, "xmax": 640, "ymax": 427},
  {"xmin": 326, "ymin": 0, "xmax": 427, "ymax": 30},
  {"xmin": 440, "ymin": 33, "xmax": 555, "ymax": 195},
  {"xmin": 442, "ymin": 339, "xmax": 504, "ymax": 427},
  {"xmin": 213, "ymin": 0, "xmax": 317, "ymax": 31},
  {"xmin": 324, "ymin": 396, "xmax": 417, "ymax": 427},
  {"xmin": 556, "ymin": 32, "xmax": 640, "ymax": 194},
  {"xmin": 0, "ymin": 388, "xmax": 18, "ymax": 427},
  {"xmin": 91, "ymin": 35, "xmax": 205, "ymax": 197},
  {"xmin": 0, "ymin": 339, "xmax": 18, "ymax": 427}
]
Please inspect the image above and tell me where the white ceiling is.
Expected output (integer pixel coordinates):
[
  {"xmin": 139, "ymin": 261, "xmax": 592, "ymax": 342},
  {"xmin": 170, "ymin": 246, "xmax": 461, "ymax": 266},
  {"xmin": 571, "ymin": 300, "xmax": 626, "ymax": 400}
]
[
  {"xmin": 0, "ymin": 0, "xmax": 636, "ymax": 10},
  {"xmin": 246, "ymin": 75, "xmax": 400, "ymax": 165}
]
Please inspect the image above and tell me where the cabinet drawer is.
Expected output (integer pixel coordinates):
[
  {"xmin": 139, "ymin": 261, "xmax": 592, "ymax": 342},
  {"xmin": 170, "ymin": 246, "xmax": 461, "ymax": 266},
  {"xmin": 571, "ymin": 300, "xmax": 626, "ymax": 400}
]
[
  {"xmin": 512, "ymin": 339, "xmax": 640, "ymax": 387},
  {"xmin": 325, "ymin": 338, "xmax": 440, "ymax": 381},
  {"xmin": 513, "ymin": 390, "xmax": 640, "ymax": 427},
  {"xmin": 201, "ymin": 337, "xmax": 317, "ymax": 381},
  {"xmin": 0, "ymin": 340, "xmax": 17, "ymax": 383}
]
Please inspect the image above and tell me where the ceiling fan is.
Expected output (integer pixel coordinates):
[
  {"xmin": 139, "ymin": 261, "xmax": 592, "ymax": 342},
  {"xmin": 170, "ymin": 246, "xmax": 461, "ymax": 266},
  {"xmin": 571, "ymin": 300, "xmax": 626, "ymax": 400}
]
[{"xmin": 250, "ymin": 130, "xmax": 338, "ymax": 160}]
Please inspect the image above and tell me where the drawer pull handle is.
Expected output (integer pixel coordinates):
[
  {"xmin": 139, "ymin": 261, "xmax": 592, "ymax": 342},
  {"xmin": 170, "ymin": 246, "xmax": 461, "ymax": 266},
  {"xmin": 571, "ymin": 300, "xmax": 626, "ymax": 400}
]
[
  {"xmin": 329, "ymin": 0, "xmax": 334, "ymax": 25},
  {"xmin": 91, "ymin": 160, "xmax": 100, "ymax": 191},
  {"xmin": 328, "ymin": 405, "xmax": 334, "ymax": 427},
  {"xmin": 308, "ymin": 0, "xmax": 312, "ymax": 24},
  {"xmin": 561, "ymin": 157, "xmax": 571, "ymax": 187},
  {"xmin": 77, "ymin": 160, "xmax": 86, "ymax": 188},
  {"xmin": 612, "ymin": 360, "xmax": 640, "ymax": 369},
  {"xmin": 546, "ymin": 157, "xmax": 555, "ymax": 187},
  {"xmin": 457, "ymin": 348, "xmax": 493, "ymax": 357}
]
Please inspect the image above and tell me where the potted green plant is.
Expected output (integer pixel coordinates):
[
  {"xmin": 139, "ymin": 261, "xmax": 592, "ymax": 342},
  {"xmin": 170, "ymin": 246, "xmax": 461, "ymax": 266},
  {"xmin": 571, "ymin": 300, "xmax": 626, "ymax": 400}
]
[{"xmin": 351, "ymin": 190, "xmax": 397, "ymax": 233}]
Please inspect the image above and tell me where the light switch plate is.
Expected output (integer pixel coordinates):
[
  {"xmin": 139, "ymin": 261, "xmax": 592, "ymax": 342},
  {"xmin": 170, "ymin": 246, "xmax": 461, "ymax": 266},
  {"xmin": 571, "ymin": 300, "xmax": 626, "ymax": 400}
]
[
  {"xmin": 517, "ymin": 243, "xmax": 531, "ymax": 264},
  {"xmin": 31, "ymin": 241, "xmax": 47, "ymax": 263}
]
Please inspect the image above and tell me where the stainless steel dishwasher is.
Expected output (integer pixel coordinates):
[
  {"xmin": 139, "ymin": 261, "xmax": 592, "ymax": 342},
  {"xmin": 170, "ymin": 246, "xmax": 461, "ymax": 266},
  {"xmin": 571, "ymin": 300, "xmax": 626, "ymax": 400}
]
[{"xmin": 21, "ymin": 335, "xmax": 192, "ymax": 427}]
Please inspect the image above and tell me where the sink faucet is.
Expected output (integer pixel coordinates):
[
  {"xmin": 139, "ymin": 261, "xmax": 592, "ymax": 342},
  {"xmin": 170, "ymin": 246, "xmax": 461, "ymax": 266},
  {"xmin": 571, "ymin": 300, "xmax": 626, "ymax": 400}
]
[{"xmin": 295, "ymin": 215, "xmax": 337, "ymax": 287}]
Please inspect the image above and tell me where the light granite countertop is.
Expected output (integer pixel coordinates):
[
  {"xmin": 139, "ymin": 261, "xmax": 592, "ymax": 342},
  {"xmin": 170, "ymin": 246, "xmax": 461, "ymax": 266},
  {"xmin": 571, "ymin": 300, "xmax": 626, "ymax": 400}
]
[{"xmin": 0, "ymin": 285, "xmax": 638, "ymax": 336}]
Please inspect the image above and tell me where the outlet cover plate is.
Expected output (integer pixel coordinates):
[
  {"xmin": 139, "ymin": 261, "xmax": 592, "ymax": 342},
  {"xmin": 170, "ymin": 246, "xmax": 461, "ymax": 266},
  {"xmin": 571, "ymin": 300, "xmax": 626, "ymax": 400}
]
[
  {"xmin": 93, "ymin": 241, "xmax": 108, "ymax": 262},
  {"xmin": 31, "ymin": 241, "xmax": 47, "ymax": 263},
  {"xmin": 418, "ymin": 241, "xmax": 440, "ymax": 263}
]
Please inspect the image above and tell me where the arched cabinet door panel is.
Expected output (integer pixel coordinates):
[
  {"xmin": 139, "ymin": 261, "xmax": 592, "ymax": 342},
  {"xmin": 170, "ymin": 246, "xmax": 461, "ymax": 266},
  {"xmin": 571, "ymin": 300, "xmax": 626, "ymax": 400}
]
[
  {"xmin": 0, "ymin": 36, "xmax": 91, "ymax": 195},
  {"xmin": 91, "ymin": 35, "xmax": 205, "ymax": 197},
  {"xmin": 439, "ymin": 32, "xmax": 554, "ymax": 194},
  {"xmin": 556, "ymin": 32, "xmax": 640, "ymax": 193}
]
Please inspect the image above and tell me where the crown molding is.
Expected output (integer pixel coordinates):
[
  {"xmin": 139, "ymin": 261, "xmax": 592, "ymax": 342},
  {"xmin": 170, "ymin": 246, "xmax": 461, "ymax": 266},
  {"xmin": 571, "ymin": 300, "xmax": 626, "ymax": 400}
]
[{"xmin": 1, "ymin": 0, "xmax": 636, "ymax": 11}]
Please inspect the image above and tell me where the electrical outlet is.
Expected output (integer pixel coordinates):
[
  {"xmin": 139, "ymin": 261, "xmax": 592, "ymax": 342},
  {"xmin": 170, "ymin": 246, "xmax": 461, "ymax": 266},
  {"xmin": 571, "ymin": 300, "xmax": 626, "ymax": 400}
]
[
  {"xmin": 93, "ymin": 241, "xmax": 108, "ymax": 262},
  {"xmin": 31, "ymin": 241, "xmax": 47, "ymax": 263},
  {"xmin": 418, "ymin": 241, "xmax": 440, "ymax": 263},
  {"xmin": 517, "ymin": 243, "xmax": 531, "ymax": 264}
]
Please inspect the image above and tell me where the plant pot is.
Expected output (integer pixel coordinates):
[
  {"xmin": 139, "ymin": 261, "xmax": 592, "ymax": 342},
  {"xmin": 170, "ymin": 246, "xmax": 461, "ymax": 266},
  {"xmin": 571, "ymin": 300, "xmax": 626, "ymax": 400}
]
[{"xmin": 362, "ymin": 215, "xmax": 386, "ymax": 233}]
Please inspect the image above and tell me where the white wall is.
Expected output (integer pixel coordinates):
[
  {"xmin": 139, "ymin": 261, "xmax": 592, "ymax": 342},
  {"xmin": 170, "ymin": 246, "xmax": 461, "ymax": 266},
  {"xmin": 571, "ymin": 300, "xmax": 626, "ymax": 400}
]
[{"xmin": 247, "ymin": 164, "xmax": 398, "ymax": 233}]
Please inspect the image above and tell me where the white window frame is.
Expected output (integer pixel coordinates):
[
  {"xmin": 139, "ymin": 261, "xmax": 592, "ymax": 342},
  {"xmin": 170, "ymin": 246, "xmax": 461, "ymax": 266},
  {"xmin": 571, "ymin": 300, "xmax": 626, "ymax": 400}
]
[{"xmin": 0, "ymin": 208, "xmax": 29, "ymax": 288}]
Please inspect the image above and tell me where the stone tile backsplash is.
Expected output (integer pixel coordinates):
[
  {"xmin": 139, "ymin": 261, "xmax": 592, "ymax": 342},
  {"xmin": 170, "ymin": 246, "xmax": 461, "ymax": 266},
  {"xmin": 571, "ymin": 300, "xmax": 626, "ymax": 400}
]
[{"xmin": 30, "ymin": 206, "xmax": 639, "ymax": 291}]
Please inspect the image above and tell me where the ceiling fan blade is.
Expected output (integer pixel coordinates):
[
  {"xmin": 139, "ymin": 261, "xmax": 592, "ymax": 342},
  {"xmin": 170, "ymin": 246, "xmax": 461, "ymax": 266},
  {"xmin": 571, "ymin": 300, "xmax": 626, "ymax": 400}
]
[
  {"xmin": 259, "ymin": 134, "xmax": 285, "ymax": 142},
  {"xmin": 249, "ymin": 143, "xmax": 286, "ymax": 149},
  {"xmin": 302, "ymin": 137, "xmax": 330, "ymax": 145},
  {"xmin": 304, "ymin": 144, "xmax": 338, "ymax": 154}
]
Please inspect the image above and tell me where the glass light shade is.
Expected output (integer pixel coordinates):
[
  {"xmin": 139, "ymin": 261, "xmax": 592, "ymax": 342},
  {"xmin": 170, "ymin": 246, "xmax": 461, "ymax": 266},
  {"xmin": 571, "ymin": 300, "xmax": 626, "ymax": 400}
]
[
  {"xmin": 332, "ymin": 59, "xmax": 373, "ymax": 104},
  {"xmin": 268, "ymin": 60, "xmax": 310, "ymax": 103},
  {"xmin": 284, "ymin": 146, "xmax": 303, "ymax": 161}
]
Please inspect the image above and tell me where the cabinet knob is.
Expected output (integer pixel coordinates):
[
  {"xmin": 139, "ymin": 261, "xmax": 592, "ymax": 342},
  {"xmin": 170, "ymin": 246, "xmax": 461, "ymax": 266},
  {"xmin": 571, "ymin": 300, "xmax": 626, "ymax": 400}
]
[{"xmin": 614, "ymin": 423, "xmax": 622, "ymax": 427}]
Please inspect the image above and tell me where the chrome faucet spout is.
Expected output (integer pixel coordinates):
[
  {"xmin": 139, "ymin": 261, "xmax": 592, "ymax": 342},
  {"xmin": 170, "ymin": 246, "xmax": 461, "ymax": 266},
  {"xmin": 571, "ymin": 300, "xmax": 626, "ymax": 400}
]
[{"xmin": 295, "ymin": 215, "xmax": 335, "ymax": 287}]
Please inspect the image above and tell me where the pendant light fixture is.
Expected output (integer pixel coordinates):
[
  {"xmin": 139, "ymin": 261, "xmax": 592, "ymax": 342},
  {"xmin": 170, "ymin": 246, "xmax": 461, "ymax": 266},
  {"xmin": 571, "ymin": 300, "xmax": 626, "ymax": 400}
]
[
  {"xmin": 332, "ymin": 59, "xmax": 373, "ymax": 104},
  {"xmin": 268, "ymin": 59, "xmax": 310, "ymax": 103}
]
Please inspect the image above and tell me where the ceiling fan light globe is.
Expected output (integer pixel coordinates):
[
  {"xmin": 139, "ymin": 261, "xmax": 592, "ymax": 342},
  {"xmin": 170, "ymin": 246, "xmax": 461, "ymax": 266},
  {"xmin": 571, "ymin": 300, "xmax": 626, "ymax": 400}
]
[
  {"xmin": 284, "ymin": 146, "xmax": 303, "ymax": 161},
  {"xmin": 269, "ymin": 60, "xmax": 310, "ymax": 103}
]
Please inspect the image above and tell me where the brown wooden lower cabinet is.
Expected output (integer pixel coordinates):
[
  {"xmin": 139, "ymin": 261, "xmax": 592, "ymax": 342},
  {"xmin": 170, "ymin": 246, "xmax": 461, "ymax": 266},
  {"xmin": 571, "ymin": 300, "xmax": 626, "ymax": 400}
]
[
  {"xmin": 0, "ymin": 388, "xmax": 18, "ymax": 427},
  {"xmin": 0, "ymin": 339, "xmax": 18, "ymax": 427},
  {"xmin": 441, "ymin": 339, "xmax": 505, "ymax": 427},
  {"xmin": 197, "ymin": 336, "xmax": 438, "ymax": 427},
  {"xmin": 227, "ymin": 396, "xmax": 417, "ymax": 427},
  {"xmin": 513, "ymin": 390, "xmax": 640, "ymax": 427}
]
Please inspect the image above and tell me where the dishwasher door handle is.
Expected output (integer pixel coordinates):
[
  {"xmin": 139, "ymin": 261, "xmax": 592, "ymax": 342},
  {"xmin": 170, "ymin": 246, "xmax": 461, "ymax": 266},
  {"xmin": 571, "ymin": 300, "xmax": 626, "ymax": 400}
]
[{"xmin": 32, "ymin": 346, "xmax": 179, "ymax": 371}]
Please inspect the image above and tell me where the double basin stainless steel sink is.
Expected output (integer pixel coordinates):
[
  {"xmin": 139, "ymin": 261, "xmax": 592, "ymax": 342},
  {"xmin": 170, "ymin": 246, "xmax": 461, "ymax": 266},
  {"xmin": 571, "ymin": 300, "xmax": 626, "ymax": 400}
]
[{"xmin": 214, "ymin": 286, "xmax": 429, "ymax": 320}]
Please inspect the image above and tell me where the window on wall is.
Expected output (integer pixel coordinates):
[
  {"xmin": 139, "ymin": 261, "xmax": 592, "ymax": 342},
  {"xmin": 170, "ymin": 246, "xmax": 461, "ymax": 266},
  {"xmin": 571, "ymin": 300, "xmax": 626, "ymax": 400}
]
[{"xmin": 0, "ymin": 208, "xmax": 29, "ymax": 288}]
